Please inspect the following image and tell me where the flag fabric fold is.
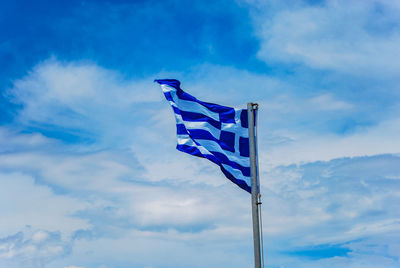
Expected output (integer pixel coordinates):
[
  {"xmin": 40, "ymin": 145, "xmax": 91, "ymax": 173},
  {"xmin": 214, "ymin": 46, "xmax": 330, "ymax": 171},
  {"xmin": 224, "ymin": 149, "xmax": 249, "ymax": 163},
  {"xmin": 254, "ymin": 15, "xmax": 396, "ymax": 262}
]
[{"xmin": 155, "ymin": 79, "xmax": 251, "ymax": 193}]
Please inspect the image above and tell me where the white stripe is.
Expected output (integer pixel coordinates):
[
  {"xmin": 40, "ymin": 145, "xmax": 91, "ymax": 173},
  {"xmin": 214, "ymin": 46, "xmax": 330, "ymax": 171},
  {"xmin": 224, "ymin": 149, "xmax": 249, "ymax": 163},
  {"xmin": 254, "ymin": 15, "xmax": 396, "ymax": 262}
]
[
  {"xmin": 221, "ymin": 122, "xmax": 248, "ymax": 138},
  {"xmin": 177, "ymin": 109, "xmax": 248, "ymax": 139},
  {"xmin": 195, "ymin": 139, "xmax": 250, "ymax": 167},
  {"xmin": 176, "ymin": 134, "xmax": 249, "ymax": 168},
  {"xmin": 221, "ymin": 164, "xmax": 251, "ymax": 187},
  {"xmin": 174, "ymin": 113, "xmax": 219, "ymax": 143},
  {"xmin": 163, "ymin": 85, "xmax": 221, "ymax": 122},
  {"xmin": 184, "ymin": 120, "xmax": 248, "ymax": 140},
  {"xmin": 184, "ymin": 121, "xmax": 221, "ymax": 140},
  {"xmin": 176, "ymin": 134, "xmax": 210, "ymax": 155},
  {"xmin": 160, "ymin": 84, "xmax": 175, "ymax": 93},
  {"xmin": 177, "ymin": 136, "xmax": 250, "ymax": 179}
]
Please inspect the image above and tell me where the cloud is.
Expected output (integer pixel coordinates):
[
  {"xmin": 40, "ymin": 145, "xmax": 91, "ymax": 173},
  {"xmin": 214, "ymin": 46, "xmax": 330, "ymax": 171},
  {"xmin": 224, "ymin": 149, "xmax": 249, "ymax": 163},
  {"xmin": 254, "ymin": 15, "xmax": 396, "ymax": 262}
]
[
  {"xmin": 3, "ymin": 54, "xmax": 400, "ymax": 267},
  {"xmin": 262, "ymin": 154, "xmax": 400, "ymax": 237},
  {"xmin": 8, "ymin": 58, "xmax": 162, "ymax": 145},
  {"xmin": 252, "ymin": 0, "xmax": 400, "ymax": 78},
  {"xmin": 258, "ymin": 110, "xmax": 400, "ymax": 169},
  {"xmin": 308, "ymin": 93, "xmax": 353, "ymax": 111},
  {"xmin": 0, "ymin": 172, "xmax": 89, "ymax": 238},
  {"xmin": 49, "ymin": 228, "xmax": 253, "ymax": 268},
  {"xmin": 3, "ymin": 129, "xmax": 398, "ymax": 267},
  {"xmin": 259, "ymin": 154, "xmax": 400, "ymax": 267},
  {"xmin": 0, "ymin": 229, "xmax": 72, "ymax": 268},
  {"xmin": 39, "ymin": 154, "xmax": 400, "ymax": 267},
  {"xmin": 9, "ymin": 58, "xmax": 398, "ymax": 159},
  {"xmin": 0, "ymin": 127, "xmax": 57, "ymax": 153},
  {"xmin": 0, "ymin": 128, "xmax": 254, "ymax": 267}
]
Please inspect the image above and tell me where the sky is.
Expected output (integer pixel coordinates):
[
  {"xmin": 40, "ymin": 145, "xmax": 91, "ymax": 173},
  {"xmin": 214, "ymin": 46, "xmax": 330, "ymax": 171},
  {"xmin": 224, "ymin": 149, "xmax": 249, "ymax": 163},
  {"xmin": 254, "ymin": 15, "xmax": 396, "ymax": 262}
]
[{"xmin": 1, "ymin": 0, "xmax": 400, "ymax": 267}]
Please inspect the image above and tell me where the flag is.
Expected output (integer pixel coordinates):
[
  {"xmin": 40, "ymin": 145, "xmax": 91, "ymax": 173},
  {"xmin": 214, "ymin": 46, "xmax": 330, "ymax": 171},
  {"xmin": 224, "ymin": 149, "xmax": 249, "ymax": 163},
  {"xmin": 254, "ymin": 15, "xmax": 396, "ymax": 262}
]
[{"xmin": 155, "ymin": 79, "xmax": 251, "ymax": 193}]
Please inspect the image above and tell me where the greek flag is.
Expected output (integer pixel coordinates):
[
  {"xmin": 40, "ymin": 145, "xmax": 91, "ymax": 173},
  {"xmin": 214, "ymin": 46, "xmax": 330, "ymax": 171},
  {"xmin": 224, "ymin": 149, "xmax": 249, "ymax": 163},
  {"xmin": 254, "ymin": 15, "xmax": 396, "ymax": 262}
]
[{"xmin": 156, "ymin": 79, "xmax": 251, "ymax": 193}]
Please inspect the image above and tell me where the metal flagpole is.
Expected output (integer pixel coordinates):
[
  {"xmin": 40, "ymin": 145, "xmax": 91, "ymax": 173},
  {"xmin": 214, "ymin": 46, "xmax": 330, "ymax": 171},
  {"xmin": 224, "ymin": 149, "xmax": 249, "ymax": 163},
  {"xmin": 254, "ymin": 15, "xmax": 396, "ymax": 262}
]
[{"xmin": 247, "ymin": 103, "xmax": 262, "ymax": 268}]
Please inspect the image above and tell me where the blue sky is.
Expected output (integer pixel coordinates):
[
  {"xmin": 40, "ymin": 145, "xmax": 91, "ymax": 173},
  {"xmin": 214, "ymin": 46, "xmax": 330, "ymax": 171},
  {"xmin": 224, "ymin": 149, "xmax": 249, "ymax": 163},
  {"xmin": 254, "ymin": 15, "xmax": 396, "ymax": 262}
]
[{"xmin": 1, "ymin": 0, "xmax": 400, "ymax": 267}]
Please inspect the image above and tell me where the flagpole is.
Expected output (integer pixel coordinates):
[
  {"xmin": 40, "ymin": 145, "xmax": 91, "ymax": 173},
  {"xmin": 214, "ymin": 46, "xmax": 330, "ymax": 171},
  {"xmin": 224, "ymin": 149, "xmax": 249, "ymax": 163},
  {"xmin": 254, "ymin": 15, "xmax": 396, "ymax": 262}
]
[{"xmin": 247, "ymin": 102, "xmax": 262, "ymax": 268}]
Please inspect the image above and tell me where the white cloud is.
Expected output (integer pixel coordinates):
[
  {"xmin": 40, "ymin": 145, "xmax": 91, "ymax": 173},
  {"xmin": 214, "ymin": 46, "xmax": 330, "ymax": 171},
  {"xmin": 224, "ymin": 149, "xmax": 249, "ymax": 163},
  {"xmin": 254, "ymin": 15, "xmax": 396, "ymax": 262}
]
[
  {"xmin": 257, "ymin": 154, "xmax": 400, "ymax": 267},
  {"xmin": 252, "ymin": 0, "xmax": 400, "ymax": 78},
  {"xmin": 263, "ymin": 154, "xmax": 400, "ymax": 237},
  {"xmin": 32, "ymin": 231, "xmax": 49, "ymax": 243},
  {"xmin": 308, "ymin": 93, "xmax": 353, "ymax": 111},
  {"xmin": 3, "ymin": 56, "xmax": 400, "ymax": 267},
  {"xmin": 0, "ymin": 131, "xmax": 253, "ymax": 267},
  {"xmin": 8, "ymin": 58, "xmax": 163, "ymax": 146},
  {"xmin": 258, "ymin": 111, "xmax": 400, "ymax": 168},
  {"xmin": 49, "ymin": 228, "xmax": 253, "ymax": 268},
  {"xmin": 0, "ymin": 127, "xmax": 57, "ymax": 153},
  {"xmin": 2, "ymin": 127, "xmax": 398, "ymax": 267},
  {"xmin": 39, "ymin": 154, "xmax": 399, "ymax": 268},
  {"xmin": 0, "ymin": 172, "xmax": 89, "ymax": 238},
  {"xmin": 0, "ymin": 229, "xmax": 72, "ymax": 268},
  {"xmin": 0, "ymin": 126, "xmax": 252, "ymax": 232}
]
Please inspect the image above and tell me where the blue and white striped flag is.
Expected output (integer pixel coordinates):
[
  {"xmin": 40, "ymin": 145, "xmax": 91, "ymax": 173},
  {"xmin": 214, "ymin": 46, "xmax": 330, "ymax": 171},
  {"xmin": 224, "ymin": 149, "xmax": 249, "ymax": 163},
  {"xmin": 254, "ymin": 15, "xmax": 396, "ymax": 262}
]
[{"xmin": 156, "ymin": 79, "xmax": 251, "ymax": 193}]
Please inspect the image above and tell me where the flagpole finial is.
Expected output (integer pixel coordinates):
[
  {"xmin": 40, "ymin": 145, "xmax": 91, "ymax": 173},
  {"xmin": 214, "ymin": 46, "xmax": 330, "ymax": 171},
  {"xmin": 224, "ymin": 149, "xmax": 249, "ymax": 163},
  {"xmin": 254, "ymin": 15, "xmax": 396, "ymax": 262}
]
[{"xmin": 247, "ymin": 102, "xmax": 259, "ymax": 110}]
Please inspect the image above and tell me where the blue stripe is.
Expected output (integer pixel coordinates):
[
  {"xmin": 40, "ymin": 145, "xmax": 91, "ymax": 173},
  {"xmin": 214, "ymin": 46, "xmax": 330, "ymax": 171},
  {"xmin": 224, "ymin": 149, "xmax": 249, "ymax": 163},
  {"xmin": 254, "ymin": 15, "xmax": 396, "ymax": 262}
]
[
  {"xmin": 172, "ymin": 106, "xmax": 181, "ymax": 115},
  {"xmin": 164, "ymin": 91, "xmax": 174, "ymax": 102},
  {"xmin": 157, "ymin": 79, "xmax": 237, "ymax": 124},
  {"xmin": 176, "ymin": 144, "xmax": 204, "ymax": 158},
  {"xmin": 168, "ymin": 98, "xmax": 223, "ymax": 130},
  {"xmin": 176, "ymin": 89, "xmax": 235, "ymax": 119},
  {"xmin": 180, "ymin": 110, "xmax": 222, "ymax": 129},
  {"xmin": 209, "ymin": 151, "xmax": 250, "ymax": 177},
  {"xmin": 155, "ymin": 79, "xmax": 181, "ymax": 89},
  {"xmin": 187, "ymin": 129, "xmax": 235, "ymax": 154},
  {"xmin": 177, "ymin": 145, "xmax": 251, "ymax": 193},
  {"xmin": 220, "ymin": 166, "xmax": 251, "ymax": 193},
  {"xmin": 219, "ymin": 109, "xmax": 235, "ymax": 123},
  {"xmin": 187, "ymin": 129, "xmax": 216, "ymax": 141},
  {"xmin": 177, "ymin": 144, "xmax": 250, "ymax": 178}
]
